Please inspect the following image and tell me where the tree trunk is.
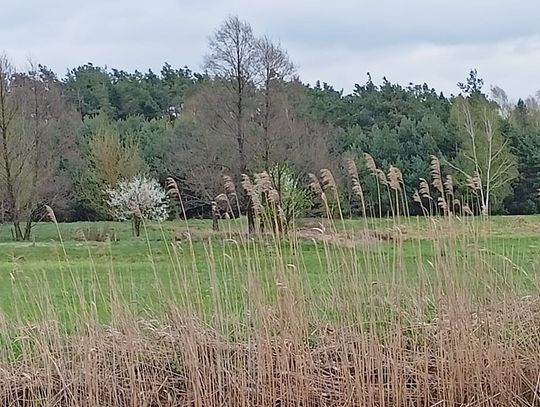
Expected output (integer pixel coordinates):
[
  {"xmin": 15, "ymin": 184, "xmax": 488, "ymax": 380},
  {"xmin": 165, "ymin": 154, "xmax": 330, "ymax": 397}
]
[
  {"xmin": 246, "ymin": 199, "xmax": 255, "ymax": 234},
  {"xmin": 24, "ymin": 82, "xmax": 41, "ymax": 242},
  {"xmin": 263, "ymin": 77, "xmax": 271, "ymax": 171},
  {"xmin": 1, "ymin": 121, "xmax": 20, "ymax": 240},
  {"xmin": 23, "ymin": 218, "xmax": 32, "ymax": 241},
  {"xmin": 12, "ymin": 221, "xmax": 22, "ymax": 241},
  {"xmin": 132, "ymin": 216, "xmax": 142, "ymax": 237},
  {"xmin": 211, "ymin": 202, "xmax": 219, "ymax": 231}
]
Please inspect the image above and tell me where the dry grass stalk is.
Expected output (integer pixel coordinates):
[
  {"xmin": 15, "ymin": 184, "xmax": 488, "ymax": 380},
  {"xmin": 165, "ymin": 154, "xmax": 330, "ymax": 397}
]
[
  {"xmin": 430, "ymin": 155, "xmax": 444, "ymax": 194},
  {"xmin": 3, "ymin": 298, "xmax": 540, "ymax": 406},
  {"xmin": 444, "ymin": 174, "xmax": 454, "ymax": 196},
  {"xmin": 319, "ymin": 169, "xmax": 337, "ymax": 194},
  {"xmin": 467, "ymin": 171, "xmax": 482, "ymax": 191},
  {"xmin": 412, "ymin": 189, "xmax": 422, "ymax": 204},
  {"xmin": 387, "ymin": 166, "xmax": 402, "ymax": 191},
  {"xmin": 165, "ymin": 177, "xmax": 181, "ymax": 199},
  {"xmin": 241, "ymin": 174, "xmax": 263, "ymax": 215},
  {"xmin": 254, "ymin": 171, "xmax": 273, "ymax": 193},
  {"xmin": 419, "ymin": 178, "xmax": 431, "ymax": 200}
]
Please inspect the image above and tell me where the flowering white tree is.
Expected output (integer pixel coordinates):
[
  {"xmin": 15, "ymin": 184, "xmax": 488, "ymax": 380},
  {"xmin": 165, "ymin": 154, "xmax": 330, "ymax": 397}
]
[{"xmin": 106, "ymin": 175, "xmax": 168, "ymax": 236}]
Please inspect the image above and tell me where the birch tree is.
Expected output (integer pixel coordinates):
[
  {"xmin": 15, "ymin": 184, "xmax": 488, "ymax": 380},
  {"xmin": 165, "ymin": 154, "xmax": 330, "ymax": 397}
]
[{"xmin": 451, "ymin": 96, "xmax": 517, "ymax": 215}]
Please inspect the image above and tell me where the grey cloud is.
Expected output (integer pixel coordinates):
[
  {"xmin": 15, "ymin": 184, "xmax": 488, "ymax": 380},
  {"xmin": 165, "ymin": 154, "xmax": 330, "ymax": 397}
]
[{"xmin": 2, "ymin": 0, "xmax": 540, "ymax": 99}]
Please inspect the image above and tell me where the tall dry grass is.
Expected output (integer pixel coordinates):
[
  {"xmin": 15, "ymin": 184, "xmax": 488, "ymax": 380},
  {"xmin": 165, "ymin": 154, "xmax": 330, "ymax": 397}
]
[{"xmin": 1, "ymin": 163, "xmax": 540, "ymax": 406}]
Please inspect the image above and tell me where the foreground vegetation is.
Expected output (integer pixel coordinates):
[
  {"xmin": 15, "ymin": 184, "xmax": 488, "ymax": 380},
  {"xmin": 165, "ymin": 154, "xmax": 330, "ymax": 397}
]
[{"xmin": 1, "ymin": 214, "xmax": 540, "ymax": 405}]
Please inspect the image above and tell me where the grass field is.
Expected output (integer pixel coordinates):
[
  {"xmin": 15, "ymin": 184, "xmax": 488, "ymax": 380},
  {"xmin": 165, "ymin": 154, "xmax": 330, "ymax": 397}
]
[
  {"xmin": 2, "ymin": 215, "xmax": 540, "ymax": 325},
  {"xmin": 3, "ymin": 215, "xmax": 540, "ymax": 405}
]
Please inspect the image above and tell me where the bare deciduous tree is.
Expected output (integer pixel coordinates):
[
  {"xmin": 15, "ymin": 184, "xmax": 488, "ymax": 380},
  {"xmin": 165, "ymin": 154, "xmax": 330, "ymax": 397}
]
[
  {"xmin": 204, "ymin": 16, "xmax": 259, "ymax": 232},
  {"xmin": 255, "ymin": 36, "xmax": 295, "ymax": 170},
  {"xmin": 168, "ymin": 18, "xmax": 334, "ymax": 230},
  {"xmin": 14, "ymin": 64, "xmax": 81, "ymax": 239},
  {"xmin": 0, "ymin": 54, "xmax": 20, "ymax": 237},
  {"xmin": 0, "ymin": 54, "xmax": 80, "ymax": 239}
]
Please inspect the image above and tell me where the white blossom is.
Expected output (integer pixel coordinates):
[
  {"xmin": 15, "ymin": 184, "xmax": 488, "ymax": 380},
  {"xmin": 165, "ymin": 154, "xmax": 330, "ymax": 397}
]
[{"xmin": 106, "ymin": 175, "xmax": 168, "ymax": 222}]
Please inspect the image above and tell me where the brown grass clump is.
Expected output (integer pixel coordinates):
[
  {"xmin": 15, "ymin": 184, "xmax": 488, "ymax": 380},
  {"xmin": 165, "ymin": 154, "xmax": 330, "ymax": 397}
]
[
  {"xmin": 2, "ymin": 297, "xmax": 540, "ymax": 406},
  {"xmin": 74, "ymin": 226, "xmax": 117, "ymax": 242}
]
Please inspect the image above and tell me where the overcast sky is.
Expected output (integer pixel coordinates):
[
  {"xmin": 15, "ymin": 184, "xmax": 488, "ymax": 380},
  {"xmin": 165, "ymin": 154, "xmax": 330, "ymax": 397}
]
[{"xmin": 2, "ymin": 0, "xmax": 540, "ymax": 100}]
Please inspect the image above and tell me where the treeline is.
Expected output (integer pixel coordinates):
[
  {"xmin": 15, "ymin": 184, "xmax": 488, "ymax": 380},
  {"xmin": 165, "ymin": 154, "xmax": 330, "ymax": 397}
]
[{"xmin": 1, "ymin": 16, "xmax": 540, "ymax": 238}]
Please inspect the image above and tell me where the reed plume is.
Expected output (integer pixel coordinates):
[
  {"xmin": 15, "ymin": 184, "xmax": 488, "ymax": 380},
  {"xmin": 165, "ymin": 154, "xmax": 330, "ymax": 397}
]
[
  {"xmin": 466, "ymin": 171, "xmax": 482, "ymax": 191},
  {"xmin": 320, "ymin": 169, "xmax": 337, "ymax": 194},
  {"xmin": 344, "ymin": 156, "xmax": 366, "ymax": 216},
  {"xmin": 241, "ymin": 174, "xmax": 263, "ymax": 215},
  {"xmin": 223, "ymin": 175, "xmax": 237, "ymax": 196},
  {"xmin": 387, "ymin": 166, "xmax": 402, "ymax": 191},
  {"xmin": 444, "ymin": 174, "xmax": 454, "ymax": 197},
  {"xmin": 430, "ymin": 155, "xmax": 444, "ymax": 194},
  {"xmin": 44, "ymin": 205, "xmax": 57, "ymax": 223},
  {"xmin": 412, "ymin": 189, "xmax": 422, "ymax": 204},
  {"xmin": 254, "ymin": 171, "xmax": 272, "ymax": 193},
  {"xmin": 165, "ymin": 177, "xmax": 181, "ymax": 199},
  {"xmin": 419, "ymin": 178, "xmax": 431, "ymax": 200}
]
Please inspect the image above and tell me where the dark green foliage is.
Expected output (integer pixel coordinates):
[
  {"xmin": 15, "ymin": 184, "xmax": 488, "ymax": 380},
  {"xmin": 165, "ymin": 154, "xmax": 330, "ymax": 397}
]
[
  {"xmin": 308, "ymin": 75, "xmax": 460, "ymax": 215},
  {"xmin": 63, "ymin": 63, "xmax": 201, "ymax": 120},
  {"xmin": 504, "ymin": 100, "xmax": 540, "ymax": 214},
  {"xmin": 58, "ymin": 64, "xmax": 540, "ymax": 218},
  {"xmin": 6, "ymin": 49, "xmax": 540, "ymax": 221}
]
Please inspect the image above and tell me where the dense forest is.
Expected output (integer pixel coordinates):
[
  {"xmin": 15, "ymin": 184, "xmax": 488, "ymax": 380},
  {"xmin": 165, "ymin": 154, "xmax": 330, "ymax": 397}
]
[{"xmin": 1, "ymin": 16, "xmax": 540, "ymax": 238}]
